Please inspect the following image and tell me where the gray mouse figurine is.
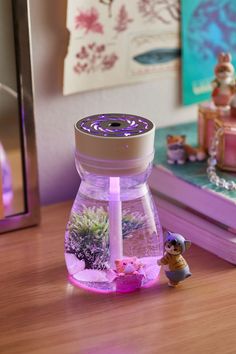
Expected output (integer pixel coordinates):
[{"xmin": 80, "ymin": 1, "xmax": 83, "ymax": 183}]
[{"xmin": 157, "ymin": 231, "xmax": 192, "ymax": 287}]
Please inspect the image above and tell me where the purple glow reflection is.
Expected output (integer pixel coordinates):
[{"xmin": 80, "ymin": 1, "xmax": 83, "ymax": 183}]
[
  {"xmin": 77, "ymin": 114, "xmax": 153, "ymax": 137},
  {"xmin": 0, "ymin": 142, "xmax": 13, "ymax": 207}
]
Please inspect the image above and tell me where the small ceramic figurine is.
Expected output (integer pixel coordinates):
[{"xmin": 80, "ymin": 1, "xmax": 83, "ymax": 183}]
[
  {"xmin": 212, "ymin": 52, "xmax": 235, "ymax": 107},
  {"xmin": 166, "ymin": 135, "xmax": 206, "ymax": 164},
  {"xmin": 157, "ymin": 231, "xmax": 191, "ymax": 287}
]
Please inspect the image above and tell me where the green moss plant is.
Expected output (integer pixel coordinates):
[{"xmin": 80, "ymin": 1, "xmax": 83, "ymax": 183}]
[{"xmin": 65, "ymin": 206, "xmax": 146, "ymax": 270}]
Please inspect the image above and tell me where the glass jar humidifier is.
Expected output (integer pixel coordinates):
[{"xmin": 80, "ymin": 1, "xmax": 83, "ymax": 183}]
[{"xmin": 65, "ymin": 114, "xmax": 163, "ymax": 293}]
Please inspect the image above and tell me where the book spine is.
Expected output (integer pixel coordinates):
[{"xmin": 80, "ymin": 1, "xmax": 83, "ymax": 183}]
[
  {"xmin": 154, "ymin": 195, "xmax": 236, "ymax": 264},
  {"xmin": 149, "ymin": 166, "xmax": 236, "ymax": 230}
]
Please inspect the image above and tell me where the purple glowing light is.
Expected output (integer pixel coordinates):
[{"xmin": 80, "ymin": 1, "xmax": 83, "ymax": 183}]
[
  {"xmin": 77, "ymin": 114, "xmax": 153, "ymax": 137},
  {"xmin": 0, "ymin": 142, "xmax": 13, "ymax": 207}
]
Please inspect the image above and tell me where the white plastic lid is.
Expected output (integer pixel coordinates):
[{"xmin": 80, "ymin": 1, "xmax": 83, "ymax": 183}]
[{"xmin": 75, "ymin": 113, "xmax": 155, "ymax": 176}]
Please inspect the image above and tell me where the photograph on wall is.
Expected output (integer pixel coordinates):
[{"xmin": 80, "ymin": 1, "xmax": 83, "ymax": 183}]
[
  {"xmin": 181, "ymin": 0, "xmax": 236, "ymax": 105},
  {"xmin": 64, "ymin": 0, "xmax": 180, "ymax": 95}
]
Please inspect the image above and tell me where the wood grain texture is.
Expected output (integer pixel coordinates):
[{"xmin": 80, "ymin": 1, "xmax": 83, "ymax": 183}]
[{"xmin": 1, "ymin": 201, "xmax": 236, "ymax": 354}]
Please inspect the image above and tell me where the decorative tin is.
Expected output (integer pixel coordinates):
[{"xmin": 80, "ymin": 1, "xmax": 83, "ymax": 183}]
[
  {"xmin": 215, "ymin": 115, "xmax": 236, "ymax": 171},
  {"xmin": 198, "ymin": 102, "xmax": 219, "ymax": 152},
  {"xmin": 198, "ymin": 102, "xmax": 230, "ymax": 152}
]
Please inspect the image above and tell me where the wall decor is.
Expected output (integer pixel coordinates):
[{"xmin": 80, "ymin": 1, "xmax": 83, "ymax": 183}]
[
  {"xmin": 181, "ymin": 0, "xmax": 236, "ymax": 105},
  {"xmin": 64, "ymin": 0, "xmax": 180, "ymax": 94},
  {"xmin": 0, "ymin": 0, "xmax": 40, "ymax": 233}
]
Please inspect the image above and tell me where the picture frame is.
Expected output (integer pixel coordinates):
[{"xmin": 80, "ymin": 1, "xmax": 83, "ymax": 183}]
[{"xmin": 0, "ymin": 0, "xmax": 40, "ymax": 233}]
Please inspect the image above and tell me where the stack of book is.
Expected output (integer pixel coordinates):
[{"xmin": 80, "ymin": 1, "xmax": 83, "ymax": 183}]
[{"xmin": 149, "ymin": 122, "xmax": 236, "ymax": 264}]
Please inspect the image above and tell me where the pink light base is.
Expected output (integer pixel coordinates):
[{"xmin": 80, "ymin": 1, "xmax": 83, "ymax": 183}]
[
  {"xmin": 68, "ymin": 271, "xmax": 160, "ymax": 295},
  {"xmin": 68, "ymin": 275, "xmax": 115, "ymax": 294},
  {"xmin": 115, "ymin": 274, "xmax": 144, "ymax": 293}
]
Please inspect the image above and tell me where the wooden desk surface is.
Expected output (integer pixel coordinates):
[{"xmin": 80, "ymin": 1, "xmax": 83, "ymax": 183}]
[{"xmin": 1, "ymin": 201, "xmax": 236, "ymax": 354}]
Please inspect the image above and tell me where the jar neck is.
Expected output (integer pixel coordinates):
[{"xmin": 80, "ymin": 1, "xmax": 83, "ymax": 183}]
[
  {"xmin": 75, "ymin": 150, "xmax": 154, "ymax": 178},
  {"xmin": 78, "ymin": 167, "xmax": 152, "ymax": 201},
  {"xmin": 79, "ymin": 180, "xmax": 149, "ymax": 201}
]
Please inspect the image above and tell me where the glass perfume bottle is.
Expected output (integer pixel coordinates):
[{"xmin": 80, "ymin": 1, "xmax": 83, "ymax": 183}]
[{"xmin": 65, "ymin": 114, "xmax": 163, "ymax": 293}]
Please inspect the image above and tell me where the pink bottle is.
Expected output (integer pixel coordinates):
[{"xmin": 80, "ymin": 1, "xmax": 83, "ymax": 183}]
[
  {"xmin": 215, "ymin": 107, "xmax": 236, "ymax": 172},
  {"xmin": 65, "ymin": 114, "xmax": 163, "ymax": 293}
]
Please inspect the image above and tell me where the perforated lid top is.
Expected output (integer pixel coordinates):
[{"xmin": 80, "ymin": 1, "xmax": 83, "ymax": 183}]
[
  {"xmin": 75, "ymin": 113, "xmax": 154, "ymax": 137},
  {"xmin": 75, "ymin": 114, "xmax": 155, "ymax": 176}
]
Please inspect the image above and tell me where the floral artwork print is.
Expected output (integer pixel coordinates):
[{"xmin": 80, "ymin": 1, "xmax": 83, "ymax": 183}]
[
  {"xmin": 114, "ymin": 5, "xmax": 133, "ymax": 34},
  {"xmin": 75, "ymin": 7, "xmax": 104, "ymax": 34},
  {"xmin": 64, "ymin": 0, "xmax": 180, "ymax": 95},
  {"xmin": 138, "ymin": 0, "xmax": 180, "ymax": 23},
  {"xmin": 74, "ymin": 43, "xmax": 118, "ymax": 74}
]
